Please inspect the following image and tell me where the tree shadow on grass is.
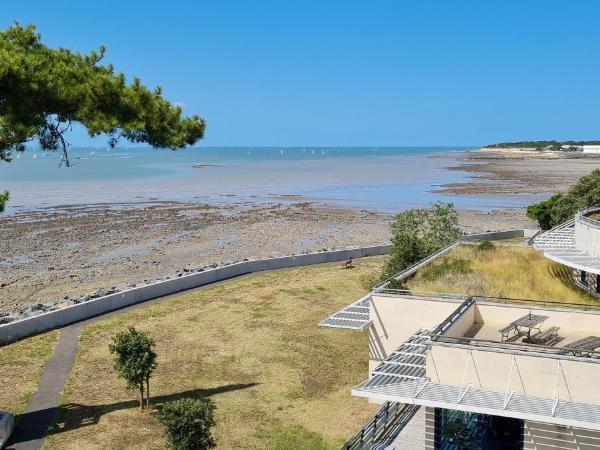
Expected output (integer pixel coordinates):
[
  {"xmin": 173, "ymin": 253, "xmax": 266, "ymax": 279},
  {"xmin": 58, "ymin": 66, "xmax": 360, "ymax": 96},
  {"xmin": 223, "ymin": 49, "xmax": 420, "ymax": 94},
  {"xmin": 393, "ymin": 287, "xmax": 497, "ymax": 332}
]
[{"xmin": 8, "ymin": 383, "xmax": 257, "ymax": 447}]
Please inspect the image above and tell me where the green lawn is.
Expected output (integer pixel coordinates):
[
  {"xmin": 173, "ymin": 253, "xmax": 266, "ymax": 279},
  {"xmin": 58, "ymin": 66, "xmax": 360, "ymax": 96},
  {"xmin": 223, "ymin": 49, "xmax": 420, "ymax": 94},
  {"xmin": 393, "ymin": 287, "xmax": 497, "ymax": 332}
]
[
  {"xmin": 405, "ymin": 244, "xmax": 597, "ymax": 304},
  {"xmin": 44, "ymin": 259, "xmax": 381, "ymax": 449},
  {"xmin": 0, "ymin": 331, "xmax": 59, "ymax": 415}
]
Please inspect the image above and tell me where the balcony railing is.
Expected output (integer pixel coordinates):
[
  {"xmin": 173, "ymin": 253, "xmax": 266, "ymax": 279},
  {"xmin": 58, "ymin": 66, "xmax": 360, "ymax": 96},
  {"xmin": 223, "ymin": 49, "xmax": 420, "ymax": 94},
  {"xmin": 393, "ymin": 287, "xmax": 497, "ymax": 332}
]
[{"xmin": 340, "ymin": 402, "xmax": 420, "ymax": 450}]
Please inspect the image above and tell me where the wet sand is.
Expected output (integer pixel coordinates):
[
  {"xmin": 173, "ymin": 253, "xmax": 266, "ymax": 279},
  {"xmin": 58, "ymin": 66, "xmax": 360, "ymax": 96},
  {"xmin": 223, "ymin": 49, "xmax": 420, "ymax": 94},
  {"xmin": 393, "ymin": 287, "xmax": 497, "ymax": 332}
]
[{"xmin": 0, "ymin": 200, "xmax": 532, "ymax": 316}]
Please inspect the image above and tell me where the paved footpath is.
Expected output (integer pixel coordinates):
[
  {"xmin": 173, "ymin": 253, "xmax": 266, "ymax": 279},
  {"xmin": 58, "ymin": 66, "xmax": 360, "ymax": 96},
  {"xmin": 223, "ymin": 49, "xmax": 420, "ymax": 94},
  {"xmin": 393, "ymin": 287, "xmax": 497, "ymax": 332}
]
[{"xmin": 8, "ymin": 324, "xmax": 85, "ymax": 450}]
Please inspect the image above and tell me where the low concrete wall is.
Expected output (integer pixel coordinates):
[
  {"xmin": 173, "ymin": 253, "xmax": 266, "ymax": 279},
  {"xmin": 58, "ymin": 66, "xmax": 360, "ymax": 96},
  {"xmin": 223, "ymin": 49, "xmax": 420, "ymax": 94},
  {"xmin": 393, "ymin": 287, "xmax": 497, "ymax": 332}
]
[
  {"xmin": 462, "ymin": 228, "xmax": 538, "ymax": 242},
  {"xmin": 0, "ymin": 245, "xmax": 391, "ymax": 342}
]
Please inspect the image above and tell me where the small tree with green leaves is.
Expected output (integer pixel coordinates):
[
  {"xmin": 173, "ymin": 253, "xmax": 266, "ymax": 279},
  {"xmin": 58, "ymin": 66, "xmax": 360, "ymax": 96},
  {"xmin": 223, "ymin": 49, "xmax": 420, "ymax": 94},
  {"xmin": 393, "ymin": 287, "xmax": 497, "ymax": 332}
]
[
  {"xmin": 0, "ymin": 191, "xmax": 8, "ymax": 213},
  {"xmin": 109, "ymin": 327, "xmax": 157, "ymax": 410},
  {"xmin": 159, "ymin": 398, "xmax": 216, "ymax": 450},
  {"xmin": 527, "ymin": 169, "xmax": 600, "ymax": 230},
  {"xmin": 382, "ymin": 202, "xmax": 461, "ymax": 282}
]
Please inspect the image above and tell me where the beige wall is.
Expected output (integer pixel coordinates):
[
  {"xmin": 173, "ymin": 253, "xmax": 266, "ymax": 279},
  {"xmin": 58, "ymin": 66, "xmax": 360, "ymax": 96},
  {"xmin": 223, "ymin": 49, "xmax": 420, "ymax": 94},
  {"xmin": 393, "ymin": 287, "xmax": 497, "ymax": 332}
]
[
  {"xmin": 369, "ymin": 294, "xmax": 463, "ymax": 372},
  {"xmin": 576, "ymin": 218, "xmax": 600, "ymax": 259},
  {"xmin": 443, "ymin": 303, "xmax": 475, "ymax": 338},
  {"xmin": 476, "ymin": 302, "xmax": 600, "ymax": 336},
  {"xmin": 427, "ymin": 345, "xmax": 600, "ymax": 404}
]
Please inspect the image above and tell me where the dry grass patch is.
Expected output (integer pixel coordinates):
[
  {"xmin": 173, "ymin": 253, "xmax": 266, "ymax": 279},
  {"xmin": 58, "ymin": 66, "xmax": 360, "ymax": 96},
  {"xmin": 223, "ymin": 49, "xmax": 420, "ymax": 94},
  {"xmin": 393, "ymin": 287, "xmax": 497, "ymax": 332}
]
[
  {"xmin": 44, "ymin": 259, "xmax": 381, "ymax": 450},
  {"xmin": 405, "ymin": 245, "xmax": 597, "ymax": 304},
  {"xmin": 0, "ymin": 331, "xmax": 59, "ymax": 414}
]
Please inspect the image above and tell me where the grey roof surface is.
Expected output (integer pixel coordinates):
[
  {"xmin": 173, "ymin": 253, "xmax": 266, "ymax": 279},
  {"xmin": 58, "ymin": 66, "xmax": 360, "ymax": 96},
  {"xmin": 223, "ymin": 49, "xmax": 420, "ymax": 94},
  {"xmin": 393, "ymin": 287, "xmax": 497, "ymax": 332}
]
[{"xmin": 532, "ymin": 219, "xmax": 600, "ymax": 274}]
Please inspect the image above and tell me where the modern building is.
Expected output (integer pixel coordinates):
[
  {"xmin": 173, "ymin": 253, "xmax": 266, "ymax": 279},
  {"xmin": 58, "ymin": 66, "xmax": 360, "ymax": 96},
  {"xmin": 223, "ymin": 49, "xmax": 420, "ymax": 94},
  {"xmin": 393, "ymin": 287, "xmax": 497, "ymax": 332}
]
[
  {"xmin": 533, "ymin": 207, "xmax": 600, "ymax": 298},
  {"xmin": 581, "ymin": 145, "xmax": 600, "ymax": 154},
  {"xmin": 322, "ymin": 224, "xmax": 600, "ymax": 450}
]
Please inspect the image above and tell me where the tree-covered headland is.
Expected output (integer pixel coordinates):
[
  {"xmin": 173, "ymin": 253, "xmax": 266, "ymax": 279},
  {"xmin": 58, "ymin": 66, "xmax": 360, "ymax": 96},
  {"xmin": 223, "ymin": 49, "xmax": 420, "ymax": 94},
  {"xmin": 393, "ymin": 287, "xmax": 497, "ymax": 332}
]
[{"xmin": 484, "ymin": 140, "xmax": 600, "ymax": 152}]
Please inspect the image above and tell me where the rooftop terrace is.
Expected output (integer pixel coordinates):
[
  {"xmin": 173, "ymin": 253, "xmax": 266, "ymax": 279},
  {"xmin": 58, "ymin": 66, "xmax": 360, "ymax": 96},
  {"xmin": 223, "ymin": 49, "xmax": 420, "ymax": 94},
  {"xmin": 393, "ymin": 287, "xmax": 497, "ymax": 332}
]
[{"xmin": 353, "ymin": 295, "xmax": 600, "ymax": 430}]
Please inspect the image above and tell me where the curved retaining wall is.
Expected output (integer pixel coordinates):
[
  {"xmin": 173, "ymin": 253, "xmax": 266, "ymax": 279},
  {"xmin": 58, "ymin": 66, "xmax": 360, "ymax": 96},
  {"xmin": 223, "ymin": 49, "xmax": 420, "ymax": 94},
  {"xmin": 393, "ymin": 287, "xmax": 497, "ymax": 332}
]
[
  {"xmin": 575, "ymin": 213, "xmax": 600, "ymax": 258},
  {"xmin": 461, "ymin": 228, "xmax": 538, "ymax": 242},
  {"xmin": 0, "ymin": 245, "xmax": 391, "ymax": 342}
]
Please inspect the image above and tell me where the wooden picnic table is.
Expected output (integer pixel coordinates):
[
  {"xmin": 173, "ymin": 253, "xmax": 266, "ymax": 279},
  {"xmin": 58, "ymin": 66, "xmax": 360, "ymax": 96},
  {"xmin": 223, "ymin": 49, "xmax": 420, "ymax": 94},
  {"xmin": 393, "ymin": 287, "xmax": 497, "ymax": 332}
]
[
  {"xmin": 564, "ymin": 336, "xmax": 600, "ymax": 356},
  {"xmin": 499, "ymin": 313, "xmax": 549, "ymax": 342}
]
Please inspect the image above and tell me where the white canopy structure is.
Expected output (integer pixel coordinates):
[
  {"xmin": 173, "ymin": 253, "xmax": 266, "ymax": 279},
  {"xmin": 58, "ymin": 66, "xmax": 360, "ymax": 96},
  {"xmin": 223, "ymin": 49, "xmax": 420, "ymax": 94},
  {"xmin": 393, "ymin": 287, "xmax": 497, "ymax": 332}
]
[
  {"xmin": 532, "ymin": 218, "xmax": 600, "ymax": 275},
  {"xmin": 318, "ymin": 294, "xmax": 371, "ymax": 331}
]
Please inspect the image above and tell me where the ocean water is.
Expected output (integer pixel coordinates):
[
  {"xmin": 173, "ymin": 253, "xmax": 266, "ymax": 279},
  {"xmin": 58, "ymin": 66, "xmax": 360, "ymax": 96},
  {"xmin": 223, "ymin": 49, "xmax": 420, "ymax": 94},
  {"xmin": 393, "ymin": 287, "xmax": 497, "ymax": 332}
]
[{"xmin": 0, "ymin": 146, "xmax": 547, "ymax": 214}]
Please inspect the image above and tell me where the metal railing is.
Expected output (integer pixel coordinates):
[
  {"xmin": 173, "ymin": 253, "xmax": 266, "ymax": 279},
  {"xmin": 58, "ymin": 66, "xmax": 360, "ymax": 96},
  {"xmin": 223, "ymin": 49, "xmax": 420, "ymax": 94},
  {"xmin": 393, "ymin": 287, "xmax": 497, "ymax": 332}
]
[
  {"xmin": 431, "ymin": 334, "xmax": 600, "ymax": 362},
  {"xmin": 374, "ymin": 289, "xmax": 600, "ymax": 312},
  {"xmin": 373, "ymin": 240, "xmax": 462, "ymax": 291},
  {"xmin": 431, "ymin": 296, "xmax": 475, "ymax": 337},
  {"xmin": 340, "ymin": 402, "xmax": 420, "ymax": 450},
  {"xmin": 577, "ymin": 205, "xmax": 600, "ymax": 229}
]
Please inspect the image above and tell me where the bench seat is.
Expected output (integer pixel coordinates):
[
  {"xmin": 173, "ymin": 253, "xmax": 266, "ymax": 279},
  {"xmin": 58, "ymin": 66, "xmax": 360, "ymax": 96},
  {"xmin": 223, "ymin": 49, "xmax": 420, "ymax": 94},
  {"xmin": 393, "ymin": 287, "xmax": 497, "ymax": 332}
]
[{"xmin": 528, "ymin": 326, "xmax": 560, "ymax": 345}]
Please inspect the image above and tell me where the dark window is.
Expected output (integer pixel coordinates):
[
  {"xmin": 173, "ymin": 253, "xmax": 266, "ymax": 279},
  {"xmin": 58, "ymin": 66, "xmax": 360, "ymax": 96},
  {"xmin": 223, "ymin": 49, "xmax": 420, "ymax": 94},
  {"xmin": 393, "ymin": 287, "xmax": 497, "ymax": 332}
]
[
  {"xmin": 434, "ymin": 408, "xmax": 523, "ymax": 449},
  {"xmin": 582, "ymin": 270, "xmax": 588, "ymax": 285}
]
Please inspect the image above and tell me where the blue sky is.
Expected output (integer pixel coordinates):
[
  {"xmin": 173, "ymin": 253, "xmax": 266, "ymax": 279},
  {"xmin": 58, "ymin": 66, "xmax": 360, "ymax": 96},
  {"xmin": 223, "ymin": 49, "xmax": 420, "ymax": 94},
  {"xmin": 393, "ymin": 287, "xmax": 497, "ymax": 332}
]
[{"xmin": 2, "ymin": 1, "xmax": 600, "ymax": 147}]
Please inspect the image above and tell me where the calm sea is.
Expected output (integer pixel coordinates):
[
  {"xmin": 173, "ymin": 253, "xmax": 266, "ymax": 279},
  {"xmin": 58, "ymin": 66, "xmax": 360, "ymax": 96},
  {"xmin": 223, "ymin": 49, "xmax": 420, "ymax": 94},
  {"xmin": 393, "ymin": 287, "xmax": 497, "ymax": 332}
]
[{"xmin": 0, "ymin": 146, "xmax": 547, "ymax": 214}]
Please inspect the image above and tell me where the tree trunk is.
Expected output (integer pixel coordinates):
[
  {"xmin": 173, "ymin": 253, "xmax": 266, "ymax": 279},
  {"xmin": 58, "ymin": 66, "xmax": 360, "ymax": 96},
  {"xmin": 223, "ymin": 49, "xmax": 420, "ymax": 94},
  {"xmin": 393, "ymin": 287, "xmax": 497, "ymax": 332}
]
[
  {"xmin": 146, "ymin": 375, "xmax": 150, "ymax": 408},
  {"xmin": 139, "ymin": 383, "xmax": 145, "ymax": 411}
]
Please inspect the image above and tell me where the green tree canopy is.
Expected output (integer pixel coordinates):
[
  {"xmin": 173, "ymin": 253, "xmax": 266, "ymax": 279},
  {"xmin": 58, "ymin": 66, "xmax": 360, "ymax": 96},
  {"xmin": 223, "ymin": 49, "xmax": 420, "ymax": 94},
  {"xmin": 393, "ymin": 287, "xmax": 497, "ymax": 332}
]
[
  {"xmin": 159, "ymin": 398, "xmax": 217, "ymax": 450},
  {"xmin": 381, "ymin": 202, "xmax": 461, "ymax": 282},
  {"xmin": 0, "ymin": 191, "xmax": 8, "ymax": 213},
  {"xmin": 527, "ymin": 169, "xmax": 600, "ymax": 230},
  {"xmin": 0, "ymin": 23, "xmax": 205, "ymax": 211},
  {"xmin": 109, "ymin": 327, "xmax": 157, "ymax": 410}
]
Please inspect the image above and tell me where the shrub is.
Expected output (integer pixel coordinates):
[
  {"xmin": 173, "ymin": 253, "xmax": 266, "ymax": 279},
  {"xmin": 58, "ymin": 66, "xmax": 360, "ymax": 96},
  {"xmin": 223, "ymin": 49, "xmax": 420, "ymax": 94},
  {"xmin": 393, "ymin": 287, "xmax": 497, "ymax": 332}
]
[
  {"xmin": 382, "ymin": 202, "xmax": 461, "ymax": 280},
  {"xmin": 421, "ymin": 258, "xmax": 472, "ymax": 281},
  {"xmin": 527, "ymin": 169, "xmax": 600, "ymax": 229},
  {"xmin": 159, "ymin": 398, "xmax": 216, "ymax": 450},
  {"xmin": 358, "ymin": 270, "xmax": 380, "ymax": 291},
  {"xmin": 477, "ymin": 241, "xmax": 496, "ymax": 252}
]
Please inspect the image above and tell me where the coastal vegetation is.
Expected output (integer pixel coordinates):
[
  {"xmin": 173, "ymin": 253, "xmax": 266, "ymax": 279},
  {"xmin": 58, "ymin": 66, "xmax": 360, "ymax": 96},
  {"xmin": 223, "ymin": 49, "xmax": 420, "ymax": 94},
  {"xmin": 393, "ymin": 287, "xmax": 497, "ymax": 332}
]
[
  {"xmin": 381, "ymin": 202, "xmax": 461, "ymax": 283},
  {"xmin": 405, "ymin": 244, "xmax": 596, "ymax": 304},
  {"xmin": 0, "ymin": 23, "xmax": 205, "ymax": 211},
  {"xmin": 527, "ymin": 169, "xmax": 600, "ymax": 229},
  {"xmin": 0, "ymin": 330, "xmax": 58, "ymax": 415},
  {"xmin": 0, "ymin": 191, "xmax": 8, "ymax": 213},
  {"xmin": 44, "ymin": 260, "xmax": 380, "ymax": 449},
  {"xmin": 484, "ymin": 140, "xmax": 600, "ymax": 151}
]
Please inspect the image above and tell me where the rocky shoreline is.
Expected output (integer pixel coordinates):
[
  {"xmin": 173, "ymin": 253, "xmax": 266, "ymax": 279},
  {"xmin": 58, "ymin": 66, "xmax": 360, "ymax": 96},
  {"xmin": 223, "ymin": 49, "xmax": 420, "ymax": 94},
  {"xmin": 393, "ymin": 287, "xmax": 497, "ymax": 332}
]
[{"xmin": 1, "ymin": 200, "xmax": 535, "ymax": 321}]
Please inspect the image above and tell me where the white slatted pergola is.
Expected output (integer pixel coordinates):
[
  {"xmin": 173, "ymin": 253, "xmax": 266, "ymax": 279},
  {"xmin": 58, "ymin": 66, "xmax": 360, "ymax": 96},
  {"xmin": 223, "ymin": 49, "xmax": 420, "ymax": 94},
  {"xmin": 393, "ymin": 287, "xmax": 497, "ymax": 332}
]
[{"xmin": 318, "ymin": 294, "xmax": 372, "ymax": 331}]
